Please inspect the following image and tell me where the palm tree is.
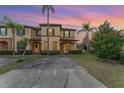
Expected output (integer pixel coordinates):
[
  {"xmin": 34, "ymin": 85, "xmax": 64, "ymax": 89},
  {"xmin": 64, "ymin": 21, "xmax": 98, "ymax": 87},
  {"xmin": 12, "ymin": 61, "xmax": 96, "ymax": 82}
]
[
  {"xmin": 19, "ymin": 38, "xmax": 32, "ymax": 55},
  {"xmin": 78, "ymin": 22, "xmax": 96, "ymax": 52},
  {"xmin": 1, "ymin": 16, "xmax": 24, "ymax": 55},
  {"xmin": 41, "ymin": 5, "xmax": 55, "ymax": 55}
]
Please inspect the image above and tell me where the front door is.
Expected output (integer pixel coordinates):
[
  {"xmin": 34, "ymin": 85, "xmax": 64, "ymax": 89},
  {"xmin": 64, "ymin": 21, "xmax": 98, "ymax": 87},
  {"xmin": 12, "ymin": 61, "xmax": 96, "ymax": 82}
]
[{"xmin": 33, "ymin": 43, "xmax": 40, "ymax": 53}]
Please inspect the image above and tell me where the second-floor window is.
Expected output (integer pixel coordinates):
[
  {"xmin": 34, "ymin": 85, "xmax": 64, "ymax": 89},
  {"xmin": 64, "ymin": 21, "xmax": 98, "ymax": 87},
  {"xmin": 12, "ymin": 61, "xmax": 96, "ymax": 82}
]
[
  {"xmin": 0, "ymin": 27, "xmax": 7, "ymax": 36},
  {"xmin": 36, "ymin": 31, "xmax": 41, "ymax": 37},
  {"xmin": 63, "ymin": 31, "xmax": 75, "ymax": 38},
  {"xmin": 48, "ymin": 28, "xmax": 55, "ymax": 36},
  {"xmin": 64, "ymin": 31, "xmax": 70, "ymax": 37},
  {"xmin": 70, "ymin": 31, "xmax": 75, "ymax": 37},
  {"xmin": 17, "ymin": 29, "xmax": 25, "ymax": 36}
]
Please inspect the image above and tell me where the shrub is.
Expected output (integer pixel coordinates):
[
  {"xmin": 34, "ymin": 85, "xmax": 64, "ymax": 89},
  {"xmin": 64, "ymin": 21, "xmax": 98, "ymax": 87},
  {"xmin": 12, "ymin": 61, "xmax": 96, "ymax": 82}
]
[
  {"xmin": 16, "ymin": 50, "xmax": 32, "ymax": 55},
  {"xmin": 40, "ymin": 50, "xmax": 60, "ymax": 55},
  {"xmin": 92, "ymin": 21, "xmax": 124, "ymax": 59},
  {"xmin": 68, "ymin": 50, "xmax": 82, "ymax": 54},
  {"xmin": 0, "ymin": 51, "xmax": 13, "ymax": 55},
  {"xmin": 119, "ymin": 52, "xmax": 124, "ymax": 64}
]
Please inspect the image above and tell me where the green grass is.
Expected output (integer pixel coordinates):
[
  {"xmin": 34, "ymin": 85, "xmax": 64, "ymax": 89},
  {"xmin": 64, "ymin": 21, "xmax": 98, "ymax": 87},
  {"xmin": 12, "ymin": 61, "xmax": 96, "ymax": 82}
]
[
  {"xmin": 0, "ymin": 55, "xmax": 44, "ymax": 75},
  {"xmin": 70, "ymin": 54, "xmax": 124, "ymax": 88}
]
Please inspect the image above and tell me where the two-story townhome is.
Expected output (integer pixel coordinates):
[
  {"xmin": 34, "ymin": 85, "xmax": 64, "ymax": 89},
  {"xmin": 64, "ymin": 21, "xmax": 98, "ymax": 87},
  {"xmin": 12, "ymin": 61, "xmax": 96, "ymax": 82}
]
[{"xmin": 0, "ymin": 23, "xmax": 78, "ymax": 54}]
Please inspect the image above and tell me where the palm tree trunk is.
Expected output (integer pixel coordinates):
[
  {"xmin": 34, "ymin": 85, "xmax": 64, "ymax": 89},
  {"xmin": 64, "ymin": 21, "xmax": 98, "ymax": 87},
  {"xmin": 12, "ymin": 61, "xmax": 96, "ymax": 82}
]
[
  {"xmin": 12, "ymin": 28, "xmax": 15, "ymax": 55},
  {"xmin": 47, "ymin": 8, "xmax": 50, "ymax": 56},
  {"xmin": 23, "ymin": 47, "xmax": 26, "ymax": 55},
  {"xmin": 86, "ymin": 32, "xmax": 90, "ymax": 53}
]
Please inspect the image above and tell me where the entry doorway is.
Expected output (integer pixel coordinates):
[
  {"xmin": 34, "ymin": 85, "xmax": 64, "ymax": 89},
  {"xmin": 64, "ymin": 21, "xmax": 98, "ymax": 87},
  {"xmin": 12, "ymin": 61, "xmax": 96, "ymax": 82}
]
[
  {"xmin": 0, "ymin": 41, "xmax": 8, "ymax": 51},
  {"xmin": 33, "ymin": 42, "xmax": 40, "ymax": 53}
]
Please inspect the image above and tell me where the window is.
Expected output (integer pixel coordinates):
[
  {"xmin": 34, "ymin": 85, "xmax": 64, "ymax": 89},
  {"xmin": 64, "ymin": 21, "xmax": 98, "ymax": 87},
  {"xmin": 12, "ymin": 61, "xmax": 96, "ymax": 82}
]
[
  {"xmin": 44, "ymin": 41, "xmax": 48, "ymax": 50},
  {"xmin": 64, "ymin": 31, "xmax": 70, "ymax": 37},
  {"xmin": 17, "ymin": 42, "xmax": 25, "ymax": 51},
  {"xmin": 0, "ymin": 27, "xmax": 7, "ymax": 36},
  {"xmin": 17, "ymin": 29, "xmax": 25, "ymax": 36},
  {"xmin": 53, "ymin": 41, "xmax": 57, "ymax": 50},
  {"xmin": 36, "ymin": 31, "xmax": 41, "ymax": 37},
  {"xmin": 60, "ymin": 31, "xmax": 64, "ymax": 37},
  {"xmin": 48, "ymin": 28, "xmax": 55, "ymax": 36},
  {"xmin": 70, "ymin": 31, "xmax": 75, "ymax": 37}
]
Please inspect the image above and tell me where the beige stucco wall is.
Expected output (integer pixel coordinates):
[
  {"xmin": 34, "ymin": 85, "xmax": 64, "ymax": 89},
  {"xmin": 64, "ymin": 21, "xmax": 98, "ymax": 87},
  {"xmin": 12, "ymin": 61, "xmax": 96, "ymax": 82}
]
[
  {"xmin": 0, "ymin": 28, "xmax": 13, "ymax": 38},
  {"xmin": 41, "ymin": 25, "xmax": 61, "ymax": 51},
  {"xmin": 41, "ymin": 26, "xmax": 61, "ymax": 36},
  {"xmin": 14, "ymin": 28, "xmax": 32, "ymax": 51},
  {"xmin": 0, "ymin": 28, "xmax": 13, "ymax": 51},
  {"xmin": 41, "ymin": 36, "xmax": 60, "ymax": 51},
  {"xmin": 0, "ymin": 25, "xmax": 78, "ymax": 52},
  {"xmin": 0, "ymin": 28, "xmax": 32, "ymax": 51}
]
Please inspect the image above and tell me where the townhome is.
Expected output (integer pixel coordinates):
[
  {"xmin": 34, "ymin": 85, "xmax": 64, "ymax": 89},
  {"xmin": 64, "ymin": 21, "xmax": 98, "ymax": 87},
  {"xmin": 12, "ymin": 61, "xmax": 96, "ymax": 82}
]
[{"xmin": 0, "ymin": 23, "xmax": 78, "ymax": 54}]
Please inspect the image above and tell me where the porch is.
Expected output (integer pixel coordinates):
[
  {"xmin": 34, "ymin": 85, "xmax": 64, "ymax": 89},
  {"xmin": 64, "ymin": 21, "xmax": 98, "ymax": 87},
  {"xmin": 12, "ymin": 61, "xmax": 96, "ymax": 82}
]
[
  {"xmin": 0, "ymin": 38, "xmax": 12, "ymax": 51},
  {"xmin": 60, "ymin": 40, "xmax": 77, "ymax": 53}
]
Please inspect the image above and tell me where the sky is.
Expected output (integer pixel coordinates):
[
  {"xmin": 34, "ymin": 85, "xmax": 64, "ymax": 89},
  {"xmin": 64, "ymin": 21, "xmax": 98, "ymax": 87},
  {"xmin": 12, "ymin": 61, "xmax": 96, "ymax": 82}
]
[{"xmin": 0, "ymin": 5, "xmax": 124, "ymax": 42}]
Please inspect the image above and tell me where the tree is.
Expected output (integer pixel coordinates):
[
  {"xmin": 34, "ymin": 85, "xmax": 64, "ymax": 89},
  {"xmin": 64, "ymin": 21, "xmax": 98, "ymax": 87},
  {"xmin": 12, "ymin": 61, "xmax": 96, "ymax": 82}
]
[
  {"xmin": 19, "ymin": 38, "xmax": 32, "ymax": 55},
  {"xmin": 92, "ymin": 21, "xmax": 124, "ymax": 59},
  {"xmin": 41, "ymin": 5, "xmax": 55, "ymax": 55},
  {"xmin": 78, "ymin": 22, "xmax": 96, "ymax": 52},
  {"xmin": 1, "ymin": 16, "xmax": 24, "ymax": 55}
]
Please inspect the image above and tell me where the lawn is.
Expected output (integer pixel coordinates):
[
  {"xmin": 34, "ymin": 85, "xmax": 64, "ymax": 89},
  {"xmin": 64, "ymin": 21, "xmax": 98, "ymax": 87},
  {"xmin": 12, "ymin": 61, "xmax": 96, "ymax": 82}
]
[
  {"xmin": 70, "ymin": 54, "xmax": 124, "ymax": 88},
  {"xmin": 0, "ymin": 55, "xmax": 43, "ymax": 75}
]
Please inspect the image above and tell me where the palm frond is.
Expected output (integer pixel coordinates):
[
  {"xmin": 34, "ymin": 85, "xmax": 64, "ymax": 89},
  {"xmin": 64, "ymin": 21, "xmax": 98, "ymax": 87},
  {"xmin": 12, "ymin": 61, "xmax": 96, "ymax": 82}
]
[
  {"xmin": 41, "ymin": 5, "xmax": 55, "ymax": 14},
  {"xmin": 4, "ymin": 22, "xmax": 13, "ymax": 28},
  {"xmin": 77, "ymin": 29, "xmax": 85, "ymax": 34},
  {"xmin": 3, "ymin": 16, "xmax": 13, "ymax": 23},
  {"xmin": 41, "ymin": 5, "xmax": 47, "ymax": 14},
  {"xmin": 14, "ymin": 23, "xmax": 24, "ymax": 29},
  {"xmin": 1, "ymin": 16, "xmax": 15, "ymax": 28},
  {"xmin": 89, "ymin": 27, "xmax": 97, "ymax": 31},
  {"xmin": 49, "ymin": 5, "xmax": 55, "ymax": 13}
]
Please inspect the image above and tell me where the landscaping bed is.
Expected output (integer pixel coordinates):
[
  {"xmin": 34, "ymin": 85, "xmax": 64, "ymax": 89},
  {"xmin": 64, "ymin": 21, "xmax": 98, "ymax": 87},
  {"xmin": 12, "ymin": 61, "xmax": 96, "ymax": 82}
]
[{"xmin": 70, "ymin": 54, "xmax": 124, "ymax": 88}]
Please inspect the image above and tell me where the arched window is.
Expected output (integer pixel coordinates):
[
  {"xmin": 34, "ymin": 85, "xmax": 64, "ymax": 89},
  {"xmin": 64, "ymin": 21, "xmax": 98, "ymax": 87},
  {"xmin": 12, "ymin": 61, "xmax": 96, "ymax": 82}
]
[{"xmin": 17, "ymin": 41, "xmax": 25, "ymax": 51}]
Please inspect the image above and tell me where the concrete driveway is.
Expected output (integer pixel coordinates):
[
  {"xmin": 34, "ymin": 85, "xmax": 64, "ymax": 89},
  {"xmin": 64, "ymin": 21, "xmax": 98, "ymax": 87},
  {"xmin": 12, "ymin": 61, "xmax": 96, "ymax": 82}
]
[{"xmin": 0, "ymin": 56, "xmax": 106, "ymax": 88}]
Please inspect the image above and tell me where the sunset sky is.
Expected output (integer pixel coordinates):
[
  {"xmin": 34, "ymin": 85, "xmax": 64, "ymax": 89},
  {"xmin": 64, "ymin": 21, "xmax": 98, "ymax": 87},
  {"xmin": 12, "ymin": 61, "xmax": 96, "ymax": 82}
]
[{"xmin": 0, "ymin": 5, "xmax": 124, "ymax": 42}]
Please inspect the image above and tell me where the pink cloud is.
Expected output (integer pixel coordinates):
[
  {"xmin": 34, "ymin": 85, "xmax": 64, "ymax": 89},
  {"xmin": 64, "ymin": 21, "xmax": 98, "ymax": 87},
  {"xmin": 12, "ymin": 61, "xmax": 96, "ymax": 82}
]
[{"xmin": 4, "ymin": 10, "xmax": 124, "ymax": 30}]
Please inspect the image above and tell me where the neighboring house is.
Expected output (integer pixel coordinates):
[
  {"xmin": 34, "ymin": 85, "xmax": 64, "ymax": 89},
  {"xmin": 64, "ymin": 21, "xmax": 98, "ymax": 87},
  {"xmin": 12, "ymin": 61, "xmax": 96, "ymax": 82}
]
[{"xmin": 0, "ymin": 24, "xmax": 78, "ymax": 53}]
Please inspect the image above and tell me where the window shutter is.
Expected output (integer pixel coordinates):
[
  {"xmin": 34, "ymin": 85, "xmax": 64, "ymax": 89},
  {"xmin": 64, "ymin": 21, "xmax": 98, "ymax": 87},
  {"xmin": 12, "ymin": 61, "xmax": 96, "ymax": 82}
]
[{"xmin": 23, "ymin": 29, "xmax": 25, "ymax": 35}]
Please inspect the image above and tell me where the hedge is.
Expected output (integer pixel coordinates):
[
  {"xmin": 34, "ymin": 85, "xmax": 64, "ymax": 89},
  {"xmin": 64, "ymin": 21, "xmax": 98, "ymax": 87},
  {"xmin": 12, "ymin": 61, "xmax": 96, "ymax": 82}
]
[
  {"xmin": 119, "ymin": 52, "xmax": 124, "ymax": 64},
  {"xmin": 16, "ymin": 50, "xmax": 32, "ymax": 55},
  {"xmin": 40, "ymin": 50, "xmax": 60, "ymax": 55},
  {"xmin": 0, "ymin": 50, "xmax": 32, "ymax": 55},
  {"xmin": 68, "ymin": 50, "xmax": 82, "ymax": 54},
  {"xmin": 0, "ymin": 51, "xmax": 13, "ymax": 55}
]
